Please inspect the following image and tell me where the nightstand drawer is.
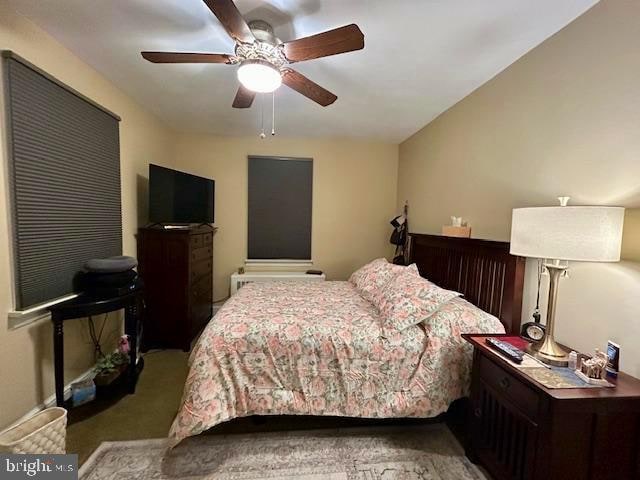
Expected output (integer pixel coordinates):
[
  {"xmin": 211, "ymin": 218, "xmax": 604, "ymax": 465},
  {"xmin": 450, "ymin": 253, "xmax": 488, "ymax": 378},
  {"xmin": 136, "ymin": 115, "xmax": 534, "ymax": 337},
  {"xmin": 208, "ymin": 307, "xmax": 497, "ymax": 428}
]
[{"xmin": 479, "ymin": 354, "xmax": 539, "ymax": 420}]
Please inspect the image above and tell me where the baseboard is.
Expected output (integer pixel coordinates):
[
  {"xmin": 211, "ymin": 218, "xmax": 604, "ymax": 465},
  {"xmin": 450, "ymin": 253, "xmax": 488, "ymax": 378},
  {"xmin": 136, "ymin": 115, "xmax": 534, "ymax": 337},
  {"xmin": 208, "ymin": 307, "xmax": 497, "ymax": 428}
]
[{"xmin": 3, "ymin": 367, "xmax": 95, "ymax": 432}]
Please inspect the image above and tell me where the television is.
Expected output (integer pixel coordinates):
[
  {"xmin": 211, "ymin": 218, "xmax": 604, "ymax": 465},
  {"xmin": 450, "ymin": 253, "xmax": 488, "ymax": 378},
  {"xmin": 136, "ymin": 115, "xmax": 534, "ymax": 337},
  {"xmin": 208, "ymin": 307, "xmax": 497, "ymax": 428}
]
[{"xmin": 148, "ymin": 164, "xmax": 215, "ymax": 224}]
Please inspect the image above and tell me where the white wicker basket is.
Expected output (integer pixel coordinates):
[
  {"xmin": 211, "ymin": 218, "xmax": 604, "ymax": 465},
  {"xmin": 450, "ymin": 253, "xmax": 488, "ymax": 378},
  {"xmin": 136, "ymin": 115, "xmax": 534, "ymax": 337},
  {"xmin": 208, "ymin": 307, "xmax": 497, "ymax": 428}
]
[{"xmin": 0, "ymin": 407, "xmax": 67, "ymax": 454}]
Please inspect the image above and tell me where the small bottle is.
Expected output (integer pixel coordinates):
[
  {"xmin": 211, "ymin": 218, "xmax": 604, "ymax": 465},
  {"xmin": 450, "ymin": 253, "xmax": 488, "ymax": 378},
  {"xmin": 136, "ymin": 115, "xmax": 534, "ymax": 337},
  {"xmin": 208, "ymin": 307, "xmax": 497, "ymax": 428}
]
[{"xmin": 568, "ymin": 351, "xmax": 578, "ymax": 370}]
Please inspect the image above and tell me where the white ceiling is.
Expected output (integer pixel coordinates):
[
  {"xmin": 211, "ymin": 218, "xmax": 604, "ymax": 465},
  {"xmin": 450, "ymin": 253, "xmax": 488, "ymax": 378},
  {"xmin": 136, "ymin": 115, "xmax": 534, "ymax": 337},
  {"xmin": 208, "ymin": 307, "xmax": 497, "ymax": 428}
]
[{"xmin": 9, "ymin": 0, "xmax": 598, "ymax": 142}]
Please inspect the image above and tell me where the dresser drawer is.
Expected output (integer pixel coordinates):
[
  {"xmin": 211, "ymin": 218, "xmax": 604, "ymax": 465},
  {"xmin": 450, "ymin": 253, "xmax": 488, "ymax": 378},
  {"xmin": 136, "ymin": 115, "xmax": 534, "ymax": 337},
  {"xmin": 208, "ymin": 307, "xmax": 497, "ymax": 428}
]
[
  {"xmin": 478, "ymin": 354, "xmax": 540, "ymax": 420},
  {"xmin": 190, "ymin": 274, "xmax": 213, "ymax": 332},
  {"xmin": 191, "ymin": 275, "xmax": 212, "ymax": 301},
  {"xmin": 190, "ymin": 234, "xmax": 203, "ymax": 249},
  {"xmin": 191, "ymin": 258, "xmax": 212, "ymax": 283},
  {"xmin": 191, "ymin": 245, "xmax": 212, "ymax": 262}
]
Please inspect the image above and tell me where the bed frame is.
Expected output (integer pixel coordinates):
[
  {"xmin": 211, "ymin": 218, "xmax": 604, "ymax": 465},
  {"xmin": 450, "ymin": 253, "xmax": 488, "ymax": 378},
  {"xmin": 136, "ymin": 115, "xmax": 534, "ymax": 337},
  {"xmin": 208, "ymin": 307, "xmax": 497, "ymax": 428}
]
[{"xmin": 408, "ymin": 233, "xmax": 525, "ymax": 334}]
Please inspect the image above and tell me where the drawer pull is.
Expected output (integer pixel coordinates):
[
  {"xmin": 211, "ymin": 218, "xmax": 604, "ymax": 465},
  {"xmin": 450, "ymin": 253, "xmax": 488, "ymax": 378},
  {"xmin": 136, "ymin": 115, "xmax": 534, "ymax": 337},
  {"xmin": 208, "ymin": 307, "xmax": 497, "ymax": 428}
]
[
  {"xmin": 474, "ymin": 407, "xmax": 482, "ymax": 418},
  {"xmin": 499, "ymin": 377, "xmax": 511, "ymax": 389}
]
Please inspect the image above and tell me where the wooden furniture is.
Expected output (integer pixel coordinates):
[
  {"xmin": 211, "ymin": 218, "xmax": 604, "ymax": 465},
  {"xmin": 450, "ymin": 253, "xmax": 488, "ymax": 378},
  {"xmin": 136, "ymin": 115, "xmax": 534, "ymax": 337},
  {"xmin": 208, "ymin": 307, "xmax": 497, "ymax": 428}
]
[
  {"xmin": 463, "ymin": 334, "xmax": 640, "ymax": 480},
  {"xmin": 137, "ymin": 225, "xmax": 215, "ymax": 351},
  {"xmin": 408, "ymin": 233, "xmax": 526, "ymax": 334},
  {"xmin": 49, "ymin": 285, "xmax": 144, "ymax": 407}
]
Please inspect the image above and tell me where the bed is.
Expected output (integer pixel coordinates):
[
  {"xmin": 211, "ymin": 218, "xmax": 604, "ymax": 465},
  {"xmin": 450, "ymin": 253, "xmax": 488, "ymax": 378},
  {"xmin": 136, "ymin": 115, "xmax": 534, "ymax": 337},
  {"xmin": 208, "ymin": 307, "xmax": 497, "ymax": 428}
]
[{"xmin": 168, "ymin": 234, "xmax": 525, "ymax": 446}]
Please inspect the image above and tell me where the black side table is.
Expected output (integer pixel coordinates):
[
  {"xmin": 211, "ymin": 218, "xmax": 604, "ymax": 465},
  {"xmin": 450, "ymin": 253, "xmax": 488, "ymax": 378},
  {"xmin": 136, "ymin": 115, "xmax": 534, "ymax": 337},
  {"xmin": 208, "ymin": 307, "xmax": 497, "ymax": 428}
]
[{"xmin": 49, "ymin": 287, "xmax": 144, "ymax": 407}]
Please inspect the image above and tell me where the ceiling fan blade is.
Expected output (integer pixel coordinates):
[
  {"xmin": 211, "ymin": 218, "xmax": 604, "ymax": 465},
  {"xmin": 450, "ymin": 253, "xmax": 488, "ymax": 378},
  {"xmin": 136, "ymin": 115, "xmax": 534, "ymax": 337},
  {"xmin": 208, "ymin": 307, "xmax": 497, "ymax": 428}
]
[
  {"xmin": 232, "ymin": 85, "xmax": 256, "ymax": 108},
  {"xmin": 282, "ymin": 24, "xmax": 364, "ymax": 62},
  {"xmin": 202, "ymin": 0, "xmax": 255, "ymax": 44},
  {"xmin": 282, "ymin": 69, "xmax": 337, "ymax": 107},
  {"xmin": 141, "ymin": 52, "xmax": 233, "ymax": 64}
]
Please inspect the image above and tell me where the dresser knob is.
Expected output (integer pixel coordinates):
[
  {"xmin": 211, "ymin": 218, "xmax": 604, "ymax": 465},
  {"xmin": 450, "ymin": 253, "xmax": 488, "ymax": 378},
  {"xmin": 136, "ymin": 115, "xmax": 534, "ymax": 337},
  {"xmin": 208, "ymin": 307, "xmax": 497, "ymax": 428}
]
[
  {"xmin": 474, "ymin": 408, "xmax": 482, "ymax": 418},
  {"xmin": 499, "ymin": 377, "xmax": 510, "ymax": 389}
]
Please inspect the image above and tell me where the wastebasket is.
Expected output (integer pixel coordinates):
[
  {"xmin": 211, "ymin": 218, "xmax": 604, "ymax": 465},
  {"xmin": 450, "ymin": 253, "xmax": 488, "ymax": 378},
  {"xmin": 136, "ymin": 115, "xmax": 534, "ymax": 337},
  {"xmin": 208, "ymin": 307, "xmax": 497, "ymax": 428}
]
[{"xmin": 0, "ymin": 407, "xmax": 67, "ymax": 454}]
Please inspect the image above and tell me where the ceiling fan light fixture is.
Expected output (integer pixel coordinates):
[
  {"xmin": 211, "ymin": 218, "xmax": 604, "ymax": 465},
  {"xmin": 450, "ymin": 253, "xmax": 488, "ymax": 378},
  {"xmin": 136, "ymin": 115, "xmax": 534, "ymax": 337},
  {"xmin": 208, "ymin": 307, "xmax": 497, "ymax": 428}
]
[{"xmin": 237, "ymin": 60, "xmax": 282, "ymax": 93}]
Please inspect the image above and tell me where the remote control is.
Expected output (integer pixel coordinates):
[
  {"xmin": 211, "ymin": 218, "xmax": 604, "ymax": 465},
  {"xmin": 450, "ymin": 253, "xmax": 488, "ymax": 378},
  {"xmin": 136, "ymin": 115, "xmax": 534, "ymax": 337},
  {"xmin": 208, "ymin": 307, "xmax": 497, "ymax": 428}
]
[{"xmin": 485, "ymin": 338, "xmax": 524, "ymax": 364}]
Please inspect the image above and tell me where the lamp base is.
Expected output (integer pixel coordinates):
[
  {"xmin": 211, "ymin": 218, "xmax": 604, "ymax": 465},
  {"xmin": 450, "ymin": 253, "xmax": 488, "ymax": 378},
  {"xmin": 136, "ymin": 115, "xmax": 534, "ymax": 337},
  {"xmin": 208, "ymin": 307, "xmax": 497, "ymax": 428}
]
[
  {"xmin": 525, "ymin": 262, "xmax": 571, "ymax": 368},
  {"xmin": 526, "ymin": 340, "xmax": 570, "ymax": 367}
]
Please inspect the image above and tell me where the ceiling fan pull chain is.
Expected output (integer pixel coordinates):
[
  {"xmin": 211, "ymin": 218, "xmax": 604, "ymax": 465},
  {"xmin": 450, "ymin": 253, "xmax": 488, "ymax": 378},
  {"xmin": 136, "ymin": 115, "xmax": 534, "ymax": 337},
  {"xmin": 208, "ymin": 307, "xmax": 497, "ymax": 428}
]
[
  {"xmin": 260, "ymin": 93, "xmax": 266, "ymax": 139},
  {"xmin": 271, "ymin": 91, "xmax": 276, "ymax": 136}
]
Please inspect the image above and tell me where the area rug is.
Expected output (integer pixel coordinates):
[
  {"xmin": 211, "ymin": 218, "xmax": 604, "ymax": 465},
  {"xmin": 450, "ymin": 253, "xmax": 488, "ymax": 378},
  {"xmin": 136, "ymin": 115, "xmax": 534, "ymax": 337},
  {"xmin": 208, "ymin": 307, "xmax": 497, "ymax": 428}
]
[{"xmin": 79, "ymin": 423, "xmax": 487, "ymax": 480}]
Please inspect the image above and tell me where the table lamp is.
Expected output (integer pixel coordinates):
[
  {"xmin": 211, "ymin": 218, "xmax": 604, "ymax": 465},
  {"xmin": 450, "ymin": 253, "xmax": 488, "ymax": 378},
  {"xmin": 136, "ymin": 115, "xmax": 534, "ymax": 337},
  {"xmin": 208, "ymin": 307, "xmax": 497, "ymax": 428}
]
[{"xmin": 510, "ymin": 197, "xmax": 625, "ymax": 366}]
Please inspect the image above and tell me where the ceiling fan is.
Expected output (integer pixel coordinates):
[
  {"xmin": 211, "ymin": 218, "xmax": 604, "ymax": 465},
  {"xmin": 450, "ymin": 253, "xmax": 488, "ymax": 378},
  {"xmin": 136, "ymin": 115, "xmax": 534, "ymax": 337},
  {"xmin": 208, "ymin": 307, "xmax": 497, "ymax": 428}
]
[{"xmin": 141, "ymin": 0, "xmax": 365, "ymax": 108}]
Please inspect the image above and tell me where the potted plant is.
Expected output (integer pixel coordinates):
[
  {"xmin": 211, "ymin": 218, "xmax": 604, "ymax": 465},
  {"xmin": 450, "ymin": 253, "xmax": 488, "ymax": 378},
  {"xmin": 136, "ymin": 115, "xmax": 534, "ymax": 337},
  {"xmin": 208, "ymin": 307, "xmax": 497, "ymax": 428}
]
[{"xmin": 93, "ymin": 351, "xmax": 128, "ymax": 387}]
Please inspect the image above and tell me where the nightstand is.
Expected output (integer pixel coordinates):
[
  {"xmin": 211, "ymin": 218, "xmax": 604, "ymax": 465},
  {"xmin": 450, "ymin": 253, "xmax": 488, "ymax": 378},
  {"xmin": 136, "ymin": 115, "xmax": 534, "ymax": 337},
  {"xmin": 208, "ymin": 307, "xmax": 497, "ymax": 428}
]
[{"xmin": 463, "ymin": 334, "xmax": 640, "ymax": 480}]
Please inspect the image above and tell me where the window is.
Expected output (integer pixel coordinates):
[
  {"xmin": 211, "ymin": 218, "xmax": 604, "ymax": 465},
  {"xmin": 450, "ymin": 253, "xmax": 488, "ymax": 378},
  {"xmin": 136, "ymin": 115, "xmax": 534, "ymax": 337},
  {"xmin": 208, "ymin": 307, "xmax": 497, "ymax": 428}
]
[
  {"xmin": 247, "ymin": 156, "xmax": 312, "ymax": 260},
  {"xmin": 4, "ymin": 52, "xmax": 122, "ymax": 311}
]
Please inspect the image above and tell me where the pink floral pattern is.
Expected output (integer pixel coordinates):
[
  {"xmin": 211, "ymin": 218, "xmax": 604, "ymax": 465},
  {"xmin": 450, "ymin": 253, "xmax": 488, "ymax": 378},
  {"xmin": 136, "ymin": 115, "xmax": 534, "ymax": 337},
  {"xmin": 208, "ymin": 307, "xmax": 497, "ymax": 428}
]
[
  {"xmin": 349, "ymin": 258, "xmax": 417, "ymax": 305},
  {"xmin": 377, "ymin": 268, "xmax": 461, "ymax": 332},
  {"xmin": 168, "ymin": 281, "xmax": 504, "ymax": 447}
]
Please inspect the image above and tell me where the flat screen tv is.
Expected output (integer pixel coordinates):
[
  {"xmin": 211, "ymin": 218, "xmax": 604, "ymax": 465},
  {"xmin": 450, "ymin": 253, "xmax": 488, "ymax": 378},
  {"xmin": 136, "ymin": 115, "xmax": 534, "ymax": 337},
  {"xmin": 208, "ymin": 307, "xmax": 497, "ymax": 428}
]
[{"xmin": 149, "ymin": 164, "xmax": 215, "ymax": 224}]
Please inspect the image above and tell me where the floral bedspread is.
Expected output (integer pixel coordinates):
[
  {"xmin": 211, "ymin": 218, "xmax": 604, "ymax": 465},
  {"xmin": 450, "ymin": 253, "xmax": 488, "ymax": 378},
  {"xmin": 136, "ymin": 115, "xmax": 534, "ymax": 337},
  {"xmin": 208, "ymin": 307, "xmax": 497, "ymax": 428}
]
[{"xmin": 168, "ymin": 281, "xmax": 504, "ymax": 446}]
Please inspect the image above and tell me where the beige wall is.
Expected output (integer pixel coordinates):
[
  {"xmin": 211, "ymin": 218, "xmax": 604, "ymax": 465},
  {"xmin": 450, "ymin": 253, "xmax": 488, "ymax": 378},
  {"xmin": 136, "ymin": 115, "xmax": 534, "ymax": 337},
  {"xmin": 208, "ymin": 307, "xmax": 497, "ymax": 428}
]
[
  {"xmin": 173, "ymin": 134, "xmax": 398, "ymax": 301},
  {"xmin": 0, "ymin": 6, "xmax": 175, "ymax": 427},
  {"xmin": 398, "ymin": 0, "xmax": 640, "ymax": 376},
  {"xmin": 622, "ymin": 209, "xmax": 640, "ymax": 262}
]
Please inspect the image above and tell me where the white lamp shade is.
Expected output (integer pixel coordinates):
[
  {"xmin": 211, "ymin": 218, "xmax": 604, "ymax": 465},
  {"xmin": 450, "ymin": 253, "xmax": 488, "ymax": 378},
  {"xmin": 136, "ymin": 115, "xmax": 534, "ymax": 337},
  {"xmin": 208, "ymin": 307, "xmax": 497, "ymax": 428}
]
[{"xmin": 510, "ymin": 206, "xmax": 625, "ymax": 262}]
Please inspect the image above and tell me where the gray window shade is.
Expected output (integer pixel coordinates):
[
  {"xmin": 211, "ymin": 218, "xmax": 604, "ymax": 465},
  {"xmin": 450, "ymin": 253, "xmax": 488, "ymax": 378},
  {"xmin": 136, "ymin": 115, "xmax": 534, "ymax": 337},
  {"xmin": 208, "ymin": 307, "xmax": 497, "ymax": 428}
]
[
  {"xmin": 248, "ymin": 156, "xmax": 312, "ymax": 260},
  {"xmin": 4, "ymin": 52, "xmax": 122, "ymax": 309}
]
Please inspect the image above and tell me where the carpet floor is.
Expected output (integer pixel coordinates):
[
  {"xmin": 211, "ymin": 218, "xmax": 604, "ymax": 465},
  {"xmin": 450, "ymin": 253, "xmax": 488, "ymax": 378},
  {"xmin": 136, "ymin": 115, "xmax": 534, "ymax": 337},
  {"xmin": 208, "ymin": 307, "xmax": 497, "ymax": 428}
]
[
  {"xmin": 68, "ymin": 349, "xmax": 482, "ymax": 479},
  {"xmin": 79, "ymin": 424, "xmax": 487, "ymax": 480},
  {"xmin": 67, "ymin": 350, "xmax": 190, "ymax": 464}
]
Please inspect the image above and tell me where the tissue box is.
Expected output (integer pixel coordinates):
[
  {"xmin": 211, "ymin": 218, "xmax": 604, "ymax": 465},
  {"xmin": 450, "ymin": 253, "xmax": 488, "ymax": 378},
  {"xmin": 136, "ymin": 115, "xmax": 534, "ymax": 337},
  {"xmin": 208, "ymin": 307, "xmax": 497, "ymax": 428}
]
[
  {"xmin": 442, "ymin": 226, "xmax": 471, "ymax": 238},
  {"xmin": 71, "ymin": 379, "xmax": 96, "ymax": 406}
]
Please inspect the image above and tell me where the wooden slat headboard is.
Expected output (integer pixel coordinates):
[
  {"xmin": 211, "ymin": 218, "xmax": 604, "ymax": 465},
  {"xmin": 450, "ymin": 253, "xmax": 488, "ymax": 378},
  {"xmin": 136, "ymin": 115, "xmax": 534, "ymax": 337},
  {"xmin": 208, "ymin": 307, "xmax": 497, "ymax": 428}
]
[{"xmin": 408, "ymin": 233, "xmax": 525, "ymax": 334}]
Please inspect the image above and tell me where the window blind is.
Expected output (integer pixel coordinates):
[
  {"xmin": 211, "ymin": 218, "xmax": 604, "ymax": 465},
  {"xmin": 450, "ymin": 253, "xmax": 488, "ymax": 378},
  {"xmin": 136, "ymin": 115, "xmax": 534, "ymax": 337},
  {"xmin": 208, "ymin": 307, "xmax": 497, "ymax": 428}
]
[
  {"xmin": 248, "ymin": 156, "xmax": 312, "ymax": 260},
  {"xmin": 3, "ymin": 52, "xmax": 122, "ymax": 309}
]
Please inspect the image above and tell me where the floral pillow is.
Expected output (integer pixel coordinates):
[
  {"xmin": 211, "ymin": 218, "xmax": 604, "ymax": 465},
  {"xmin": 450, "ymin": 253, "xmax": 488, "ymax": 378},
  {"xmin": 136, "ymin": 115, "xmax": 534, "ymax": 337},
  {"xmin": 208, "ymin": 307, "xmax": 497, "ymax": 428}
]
[
  {"xmin": 378, "ymin": 268, "xmax": 461, "ymax": 332},
  {"xmin": 349, "ymin": 259, "xmax": 418, "ymax": 305},
  {"xmin": 421, "ymin": 296, "xmax": 505, "ymax": 338},
  {"xmin": 367, "ymin": 263, "xmax": 420, "ymax": 307}
]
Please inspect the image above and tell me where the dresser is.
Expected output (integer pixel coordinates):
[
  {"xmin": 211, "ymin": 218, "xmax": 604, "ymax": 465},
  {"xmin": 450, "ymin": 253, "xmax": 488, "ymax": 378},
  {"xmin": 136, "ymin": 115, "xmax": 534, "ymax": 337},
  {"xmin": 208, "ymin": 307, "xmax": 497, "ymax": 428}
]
[
  {"xmin": 137, "ymin": 225, "xmax": 215, "ymax": 351},
  {"xmin": 463, "ymin": 334, "xmax": 640, "ymax": 480}
]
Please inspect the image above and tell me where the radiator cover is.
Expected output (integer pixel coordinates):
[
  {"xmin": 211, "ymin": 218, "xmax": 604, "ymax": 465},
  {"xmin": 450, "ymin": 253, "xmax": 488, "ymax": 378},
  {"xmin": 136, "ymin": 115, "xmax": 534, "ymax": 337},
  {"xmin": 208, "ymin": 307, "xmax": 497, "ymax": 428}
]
[{"xmin": 230, "ymin": 271, "xmax": 325, "ymax": 295}]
